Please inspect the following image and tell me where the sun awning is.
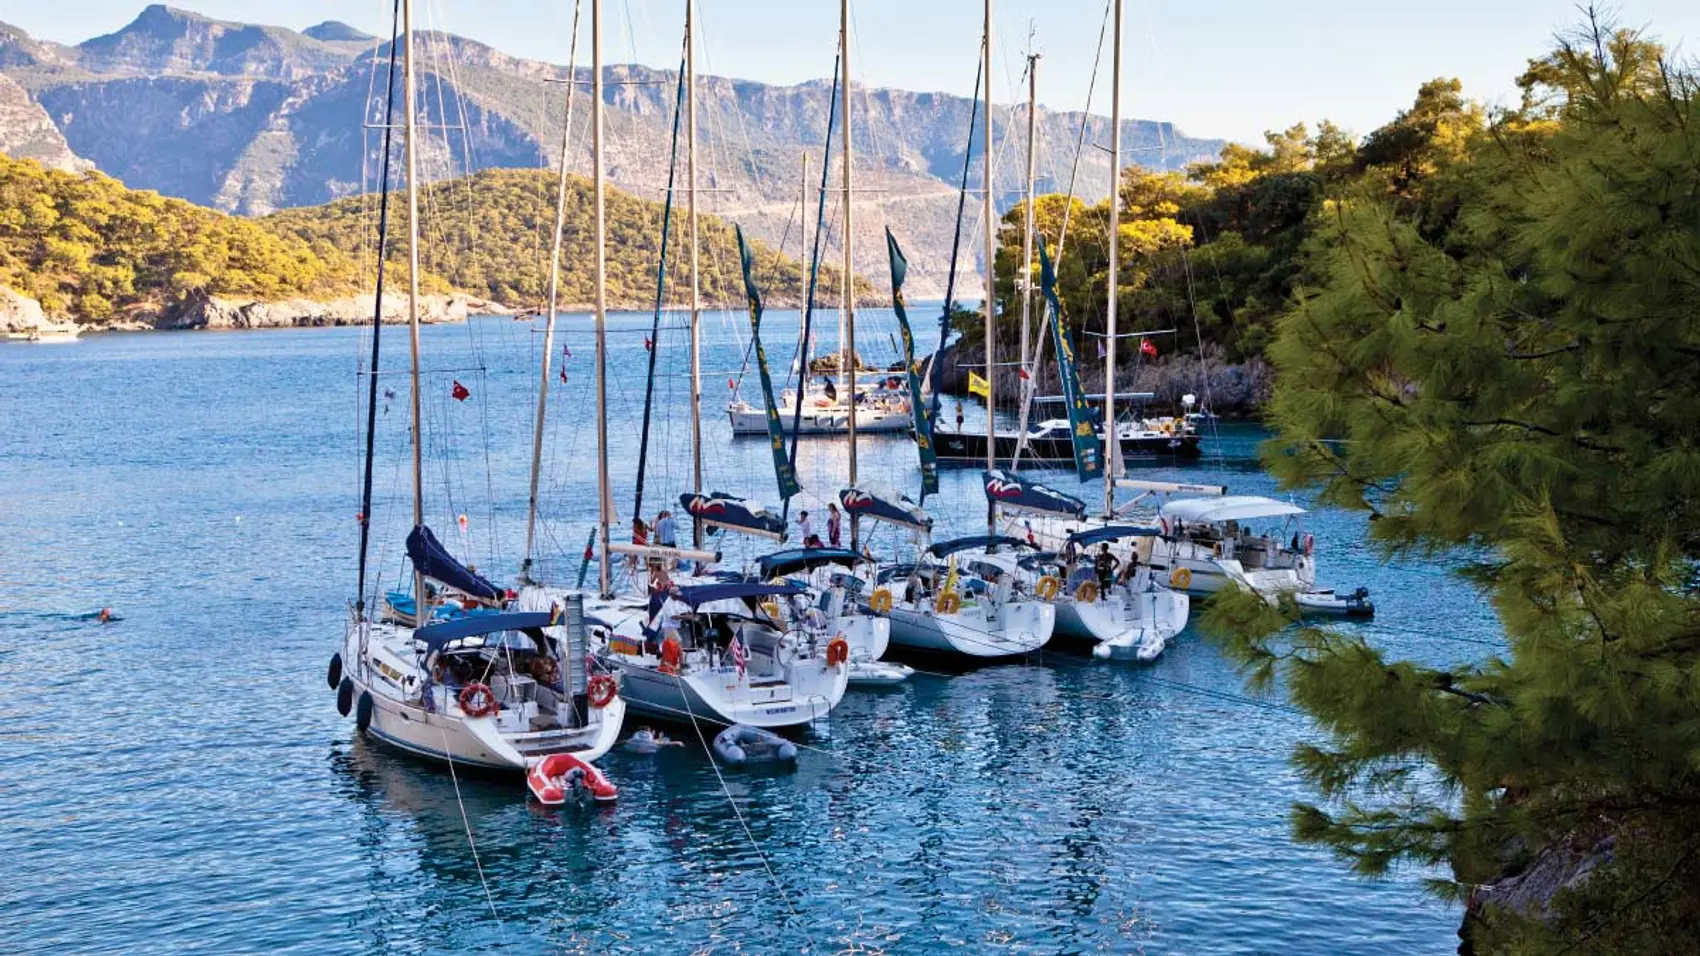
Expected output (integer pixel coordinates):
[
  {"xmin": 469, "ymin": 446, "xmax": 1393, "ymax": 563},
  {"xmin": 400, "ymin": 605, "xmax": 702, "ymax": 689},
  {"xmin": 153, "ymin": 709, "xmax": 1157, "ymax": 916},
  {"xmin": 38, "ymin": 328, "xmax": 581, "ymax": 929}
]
[
  {"xmin": 414, "ymin": 610, "xmax": 558, "ymax": 655},
  {"xmin": 1158, "ymin": 496, "xmax": 1307, "ymax": 525},
  {"xmin": 1065, "ymin": 525, "xmax": 1162, "ymax": 548},
  {"xmin": 675, "ymin": 582, "xmax": 806, "ymax": 610}
]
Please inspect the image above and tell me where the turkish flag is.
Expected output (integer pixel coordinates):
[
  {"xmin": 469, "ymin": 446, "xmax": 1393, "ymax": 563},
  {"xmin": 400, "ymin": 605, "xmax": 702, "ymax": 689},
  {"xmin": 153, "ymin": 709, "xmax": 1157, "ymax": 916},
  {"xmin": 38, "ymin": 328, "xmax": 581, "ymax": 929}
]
[
  {"xmin": 451, "ymin": 380, "xmax": 470, "ymax": 401},
  {"xmin": 644, "ymin": 336, "xmax": 653, "ymax": 352},
  {"xmin": 1017, "ymin": 367, "xmax": 1031, "ymax": 380},
  {"xmin": 1140, "ymin": 338, "xmax": 1158, "ymax": 358},
  {"xmin": 559, "ymin": 367, "xmax": 568, "ymax": 384}
]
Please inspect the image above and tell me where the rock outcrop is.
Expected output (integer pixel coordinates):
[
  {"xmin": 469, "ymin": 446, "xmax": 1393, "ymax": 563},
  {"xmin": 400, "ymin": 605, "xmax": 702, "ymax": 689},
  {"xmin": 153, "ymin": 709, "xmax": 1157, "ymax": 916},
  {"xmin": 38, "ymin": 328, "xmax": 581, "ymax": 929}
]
[
  {"xmin": 150, "ymin": 292, "xmax": 472, "ymax": 330},
  {"xmin": 0, "ymin": 73, "xmax": 89, "ymax": 172},
  {"xmin": 0, "ymin": 286, "xmax": 48, "ymax": 332}
]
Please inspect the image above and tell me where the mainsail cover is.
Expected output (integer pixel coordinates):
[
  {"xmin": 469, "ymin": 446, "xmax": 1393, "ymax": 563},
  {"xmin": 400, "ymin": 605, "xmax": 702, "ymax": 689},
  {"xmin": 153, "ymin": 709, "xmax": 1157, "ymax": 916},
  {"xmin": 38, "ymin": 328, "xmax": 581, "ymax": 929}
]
[
  {"xmin": 885, "ymin": 228, "xmax": 939, "ymax": 497},
  {"xmin": 736, "ymin": 226, "xmax": 803, "ymax": 501},
  {"xmin": 406, "ymin": 525, "xmax": 502, "ymax": 601},
  {"xmin": 840, "ymin": 483, "xmax": 933, "ymax": 533},
  {"xmin": 983, "ymin": 469, "xmax": 1087, "ymax": 519},
  {"xmin": 1039, "ymin": 240, "xmax": 1102, "ymax": 481},
  {"xmin": 680, "ymin": 492, "xmax": 787, "ymax": 541}
]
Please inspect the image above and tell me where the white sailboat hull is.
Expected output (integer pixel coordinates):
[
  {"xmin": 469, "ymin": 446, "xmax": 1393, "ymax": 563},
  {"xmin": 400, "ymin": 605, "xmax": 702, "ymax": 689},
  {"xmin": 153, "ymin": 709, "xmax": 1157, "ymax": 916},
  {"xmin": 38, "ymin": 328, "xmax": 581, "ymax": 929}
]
[
  {"xmin": 1053, "ymin": 586, "xmax": 1189, "ymax": 661},
  {"xmin": 884, "ymin": 599, "xmax": 1055, "ymax": 659},
  {"xmin": 727, "ymin": 401, "xmax": 913, "ymax": 435}
]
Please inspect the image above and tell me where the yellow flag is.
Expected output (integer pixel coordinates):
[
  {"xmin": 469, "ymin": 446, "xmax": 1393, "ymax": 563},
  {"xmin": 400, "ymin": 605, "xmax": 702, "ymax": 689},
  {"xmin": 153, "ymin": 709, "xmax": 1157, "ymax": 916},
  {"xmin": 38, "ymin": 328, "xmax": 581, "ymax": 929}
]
[{"xmin": 968, "ymin": 371, "xmax": 990, "ymax": 398}]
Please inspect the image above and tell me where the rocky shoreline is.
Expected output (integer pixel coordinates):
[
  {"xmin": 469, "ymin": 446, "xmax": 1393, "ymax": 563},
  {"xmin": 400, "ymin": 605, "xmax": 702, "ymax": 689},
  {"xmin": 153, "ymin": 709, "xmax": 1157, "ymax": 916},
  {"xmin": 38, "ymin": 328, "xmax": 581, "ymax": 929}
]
[
  {"xmin": 931, "ymin": 338, "xmax": 1273, "ymax": 419},
  {"xmin": 0, "ymin": 286, "xmax": 507, "ymax": 334}
]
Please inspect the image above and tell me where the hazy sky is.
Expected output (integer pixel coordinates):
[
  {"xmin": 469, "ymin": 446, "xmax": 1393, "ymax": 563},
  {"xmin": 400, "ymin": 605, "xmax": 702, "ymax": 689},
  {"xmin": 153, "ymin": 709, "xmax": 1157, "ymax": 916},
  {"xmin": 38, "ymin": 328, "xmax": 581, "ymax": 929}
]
[{"xmin": 15, "ymin": 1, "xmax": 1700, "ymax": 142}]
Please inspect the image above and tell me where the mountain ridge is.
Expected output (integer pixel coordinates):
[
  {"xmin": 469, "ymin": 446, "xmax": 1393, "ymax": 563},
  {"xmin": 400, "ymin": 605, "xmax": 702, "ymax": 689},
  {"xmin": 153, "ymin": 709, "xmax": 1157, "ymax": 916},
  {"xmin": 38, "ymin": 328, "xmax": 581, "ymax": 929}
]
[{"xmin": 0, "ymin": 6, "xmax": 1228, "ymax": 295}]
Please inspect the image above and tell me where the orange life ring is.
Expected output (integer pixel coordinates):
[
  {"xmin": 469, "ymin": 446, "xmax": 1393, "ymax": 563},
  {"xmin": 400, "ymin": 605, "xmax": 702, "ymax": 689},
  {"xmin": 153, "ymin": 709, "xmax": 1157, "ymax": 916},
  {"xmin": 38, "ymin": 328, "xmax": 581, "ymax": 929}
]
[
  {"xmin": 1074, "ymin": 580, "xmax": 1099, "ymax": 604},
  {"xmin": 869, "ymin": 588, "xmax": 894, "ymax": 613},
  {"xmin": 660, "ymin": 636, "xmax": 683, "ymax": 675},
  {"xmin": 458, "ymin": 682, "xmax": 500, "ymax": 718},
  {"xmin": 935, "ymin": 591, "xmax": 962, "ymax": 615},
  {"xmin": 1036, "ymin": 575, "xmax": 1062, "ymax": 600},
  {"xmin": 587, "ymin": 674, "xmax": 618, "ymax": 708},
  {"xmin": 826, "ymin": 635, "xmax": 850, "ymax": 667},
  {"xmin": 1170, "ymin": 567, "xmax": 1194, "ymax": 590}
]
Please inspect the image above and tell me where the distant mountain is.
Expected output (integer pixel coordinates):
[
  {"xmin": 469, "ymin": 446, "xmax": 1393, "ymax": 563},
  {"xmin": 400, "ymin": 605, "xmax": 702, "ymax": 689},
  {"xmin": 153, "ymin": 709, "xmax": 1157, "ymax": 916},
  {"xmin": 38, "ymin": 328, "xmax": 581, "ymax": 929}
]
[{"xmin": 0, "ymin": 5, "xmax": 1228, "ymax": 295}]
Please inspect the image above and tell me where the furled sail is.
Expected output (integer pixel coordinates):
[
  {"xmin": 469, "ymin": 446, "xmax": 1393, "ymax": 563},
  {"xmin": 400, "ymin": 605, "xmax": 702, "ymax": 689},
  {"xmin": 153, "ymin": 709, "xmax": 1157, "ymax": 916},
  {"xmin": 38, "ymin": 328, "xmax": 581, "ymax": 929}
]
[
  {"xmin": 1038, "ymin": 240, "xmax": 1102, "ymax": 481},
  {"xmin": 885, "ymin": 228, "xmax": 939, "ymax": 497},
  {"xmin": 735, "ymin": 225, "xmax": 803, "ymax": 501},
  {"xmin": 680, "ymin": 492, "xmax": 787, "ymax": 542},
  {"xmin": 405, "ymin": 525, "xmax": 502, "ymax": 601},
  {"xmin": 983, "ymin": 469, "xmax": 1087, "ymax": 520},
  {"xmin": 839, "ymin": 482, "xmax": 933, "ymax": 533}
]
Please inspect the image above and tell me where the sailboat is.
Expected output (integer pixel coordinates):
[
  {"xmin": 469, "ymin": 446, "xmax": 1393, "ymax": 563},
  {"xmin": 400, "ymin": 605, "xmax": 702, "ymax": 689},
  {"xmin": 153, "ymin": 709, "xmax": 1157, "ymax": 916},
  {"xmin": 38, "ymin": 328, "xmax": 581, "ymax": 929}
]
[
  {"xmin": 330, "ymin": 0, "xmax": 623, "ymax": 772},
  {"xmin": 854, "ymin": 2, "xmax": 1054, "ymax": 663},
  {"xmin": 570, "ymin": 3, "xmax": 851, "ymax": 726}
]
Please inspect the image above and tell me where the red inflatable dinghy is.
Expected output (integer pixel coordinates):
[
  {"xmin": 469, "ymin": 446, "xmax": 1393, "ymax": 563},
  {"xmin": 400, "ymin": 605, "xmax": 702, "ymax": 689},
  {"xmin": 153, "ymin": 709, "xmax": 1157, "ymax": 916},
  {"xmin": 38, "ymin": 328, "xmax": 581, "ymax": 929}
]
[{"xmin": 527, "ymin": 753, "xmax": 618, "ymax": 805}]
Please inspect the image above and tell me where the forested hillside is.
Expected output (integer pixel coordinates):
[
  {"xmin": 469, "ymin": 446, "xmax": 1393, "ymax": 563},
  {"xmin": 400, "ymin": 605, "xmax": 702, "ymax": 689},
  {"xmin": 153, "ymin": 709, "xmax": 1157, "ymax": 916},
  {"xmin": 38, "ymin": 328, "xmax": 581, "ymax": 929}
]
[
  {"xmin": 263, "ymin": 166, "xmax": 864, "ymax": 310},
  {"xmin": 0, "ymin": 152, "xmax": 358, "ymax": 320}
]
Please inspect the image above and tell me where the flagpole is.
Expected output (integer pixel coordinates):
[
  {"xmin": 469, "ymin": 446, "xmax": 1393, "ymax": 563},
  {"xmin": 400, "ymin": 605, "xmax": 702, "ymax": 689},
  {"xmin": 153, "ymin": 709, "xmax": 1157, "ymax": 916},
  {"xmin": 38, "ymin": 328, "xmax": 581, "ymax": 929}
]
[
  {"xmin": 592, "ymin": 0, "xmax": 612, "ymax": 598},
  {"xmin": 982, "ymin": 0, "xmax": 997, "ymax": 539},
  {"xmin": 841, "ymin": 0, "xmax": 859, "ymax": 552},
  {"xmin": 522, "ymin": 0, "xmax": 582, "ymax": 584},
  {"xmin": 1103, "ymin": 0, "xmax": 1122, "ymax": 520},
  {"xmin": 687, "ymin": 0, "xmax": 702, "ymax": 550}
]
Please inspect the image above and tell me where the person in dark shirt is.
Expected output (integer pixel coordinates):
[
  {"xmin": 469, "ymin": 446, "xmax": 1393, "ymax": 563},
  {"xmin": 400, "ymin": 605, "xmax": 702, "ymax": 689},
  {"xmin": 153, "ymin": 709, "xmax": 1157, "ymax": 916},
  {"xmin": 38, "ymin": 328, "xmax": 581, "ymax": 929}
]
[{"xmin": 1093, "ymin": 544, "xmax": 1120, "ymax": 599}]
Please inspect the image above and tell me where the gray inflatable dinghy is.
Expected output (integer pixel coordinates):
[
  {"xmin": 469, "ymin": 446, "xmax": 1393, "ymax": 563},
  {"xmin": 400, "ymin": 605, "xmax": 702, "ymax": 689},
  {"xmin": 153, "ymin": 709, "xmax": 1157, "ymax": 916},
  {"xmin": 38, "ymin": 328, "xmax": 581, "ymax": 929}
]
[{"xmin": 713, "ymin": 724, "xmax": 798, "ymax": 766}]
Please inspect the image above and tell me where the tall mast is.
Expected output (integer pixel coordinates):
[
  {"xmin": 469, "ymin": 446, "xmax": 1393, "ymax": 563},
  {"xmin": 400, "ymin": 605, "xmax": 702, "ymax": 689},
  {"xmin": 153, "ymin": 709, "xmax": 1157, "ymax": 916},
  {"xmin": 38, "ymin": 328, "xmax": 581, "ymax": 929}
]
[
  {"xmin": 402, "ymin": 0, "xmax": 426, "ymax": 615},
  {"xmin": 841, "ymin": 0, "xmax": 859, "ymax": 551},
  {"xmin": 1103, "ymin": 0, "xmax": 1122, "ymax": 519},
  {"xmin": 687, "ymin": 0, "xmax": 702, "ymax": 549},
  {"xmin": 1019, "ymin": 53, "xmax": 1038, "ymax": 434},
  {"xmin": 593, "ymin": 0, "xmax": 612, "ymax": 598},
  {"xmin": 522, "ymin": 0, "xmax": 583, "ymax": 582},
  {"xmin": 982, "ymin": 0, "xmax": 996, "ymax": 537}
]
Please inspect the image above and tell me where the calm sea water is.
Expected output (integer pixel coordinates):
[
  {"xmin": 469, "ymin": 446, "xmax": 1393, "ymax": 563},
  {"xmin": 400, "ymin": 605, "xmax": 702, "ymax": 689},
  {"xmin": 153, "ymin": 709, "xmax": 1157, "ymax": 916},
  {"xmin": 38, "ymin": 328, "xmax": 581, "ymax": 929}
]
[{"xmin": 0, "ymin": 313, "xmax": 1493, "ymax": 954}]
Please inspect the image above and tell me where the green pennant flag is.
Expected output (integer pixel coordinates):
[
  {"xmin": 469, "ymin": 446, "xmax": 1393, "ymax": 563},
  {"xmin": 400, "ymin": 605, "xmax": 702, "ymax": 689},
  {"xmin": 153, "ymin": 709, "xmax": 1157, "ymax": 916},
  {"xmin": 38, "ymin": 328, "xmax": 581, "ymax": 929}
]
[
  {"xmin": 736, "ymin": 226, "xmax": 803, "ymax": 501},
  {"xmin": 1039, "ymin": 239, "xmax": 1102, "ymax": 481},
  {"xmin": 885, "ymin": 228, "xmax": 939, "ymax": 497}
]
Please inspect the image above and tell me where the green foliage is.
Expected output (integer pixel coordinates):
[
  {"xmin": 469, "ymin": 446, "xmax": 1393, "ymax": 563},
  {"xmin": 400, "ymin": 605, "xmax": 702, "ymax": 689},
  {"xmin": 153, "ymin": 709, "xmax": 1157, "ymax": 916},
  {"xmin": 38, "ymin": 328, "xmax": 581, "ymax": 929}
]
[
  {"xmin": 1208, "ymin": 17, "xmax": 1700, "ymax": 954},
  {"xmin": 264, "ymin": 166, "xmax": 857, "ymax": 310},
  {"xmin": 0, "ymin": 153, "xmax": 358, "ymax": 318}
]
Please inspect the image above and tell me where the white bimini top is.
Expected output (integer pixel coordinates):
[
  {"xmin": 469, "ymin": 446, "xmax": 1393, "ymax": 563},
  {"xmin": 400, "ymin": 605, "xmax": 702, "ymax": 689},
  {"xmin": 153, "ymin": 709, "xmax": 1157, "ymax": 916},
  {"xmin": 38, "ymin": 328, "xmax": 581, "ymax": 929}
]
[{"xmin": 1159, "ymin": 496, "xmax": 1306, "ymax": 525}]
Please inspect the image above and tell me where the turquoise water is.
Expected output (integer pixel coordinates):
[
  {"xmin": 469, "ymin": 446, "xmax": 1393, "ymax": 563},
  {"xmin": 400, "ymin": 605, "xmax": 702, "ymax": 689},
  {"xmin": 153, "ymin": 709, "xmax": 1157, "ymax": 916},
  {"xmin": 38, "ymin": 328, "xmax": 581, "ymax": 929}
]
[{"xmin": 0, "ymin": 315, "xmax": 1492, "ymax": 953}]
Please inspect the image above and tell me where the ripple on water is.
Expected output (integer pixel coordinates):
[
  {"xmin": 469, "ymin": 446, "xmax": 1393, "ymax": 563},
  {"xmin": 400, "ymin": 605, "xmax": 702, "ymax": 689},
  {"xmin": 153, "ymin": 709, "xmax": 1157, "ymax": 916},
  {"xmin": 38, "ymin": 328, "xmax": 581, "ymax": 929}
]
[{"xmin": 0, "ymin": 321, "xmax": 1473, "ymax": 954}]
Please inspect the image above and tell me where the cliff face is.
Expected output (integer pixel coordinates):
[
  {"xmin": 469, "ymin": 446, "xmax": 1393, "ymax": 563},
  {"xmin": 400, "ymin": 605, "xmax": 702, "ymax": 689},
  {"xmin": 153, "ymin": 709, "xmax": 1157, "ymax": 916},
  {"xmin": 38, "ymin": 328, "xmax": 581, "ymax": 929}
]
[
  {"xmin": 0, "ymin": 7, "xmax": 1226, "ymax": 296},
  {"xmin": 0, "ymin": 73, "xmax": 88, "ymax": 172}
]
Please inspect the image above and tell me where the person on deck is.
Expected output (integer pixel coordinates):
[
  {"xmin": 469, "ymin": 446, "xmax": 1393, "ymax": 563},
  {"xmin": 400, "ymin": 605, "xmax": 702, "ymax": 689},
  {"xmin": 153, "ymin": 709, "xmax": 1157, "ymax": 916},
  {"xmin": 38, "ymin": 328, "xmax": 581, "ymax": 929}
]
[
  {"xmin": 627, "ymin": 517, "xmax": 649, "ymax": 579},
  {"xmin": 955, "ymin": 402, "xmax": 965, "ymax": 431},
  {"xmin": 826, "ymin": 503, "xmax": 842, "ymax": 548},
  {"xmin": 654, "ymin": 509, "xmax": 677, "ymax": 568},
  {"xmin": 797, "ymin": 510, "xmax": 814, "ymax": 546},
  {"xmin": 1094, "ymin": 544, "xmax": 1120, "ymax": 600}
]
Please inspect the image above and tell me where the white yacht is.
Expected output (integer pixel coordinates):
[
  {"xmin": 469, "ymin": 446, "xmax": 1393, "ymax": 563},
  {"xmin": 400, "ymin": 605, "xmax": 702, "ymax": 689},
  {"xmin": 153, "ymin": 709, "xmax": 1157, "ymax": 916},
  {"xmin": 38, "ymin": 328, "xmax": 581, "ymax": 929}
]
[
  {"xmin": 749, "ymin": 548, "xmax": 910, "ymax": 686},
  {"xmin": 728, "ymin": 378, "xmax": 913, "ymax": 435},
  {"xmin": 869, "ymin": 535, "xmax": 1056, "ymax": 660},
  {"xmin": 1149, "ymin": 495, "xmax": 1317, "ymax": 597},
  {"xmin": 1026, "ymin": 525, "xmax": 1190, "ymax": 661},
  {"xmin": 583, "ymin": 581, "xmax": 850, "ymax": 728}
]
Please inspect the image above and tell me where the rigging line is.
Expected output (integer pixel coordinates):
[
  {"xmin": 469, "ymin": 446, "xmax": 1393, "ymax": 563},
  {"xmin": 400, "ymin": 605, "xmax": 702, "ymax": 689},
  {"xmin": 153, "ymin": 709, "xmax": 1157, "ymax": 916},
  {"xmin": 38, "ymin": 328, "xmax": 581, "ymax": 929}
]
[
  {"xmin": 357, "ymin": 0, "xmax": 405, "ymax": 618},
  {"xmin": 783, "ymin": 48, "xmax": 843, "ymax": 517},
  {"xmin": 932, "ymin": 41, "xmax": 985, "ymax": 395},
  {"xmin": 438, "ymin": 727, "xmax": 507, "ymax": 935},
  {"xmin": 661, "ymin": 661, "xmax": 832, "ymax": 949},
  {"xmin": 632, "ymin": 42, "xmax": 691, "ymax": 525}
]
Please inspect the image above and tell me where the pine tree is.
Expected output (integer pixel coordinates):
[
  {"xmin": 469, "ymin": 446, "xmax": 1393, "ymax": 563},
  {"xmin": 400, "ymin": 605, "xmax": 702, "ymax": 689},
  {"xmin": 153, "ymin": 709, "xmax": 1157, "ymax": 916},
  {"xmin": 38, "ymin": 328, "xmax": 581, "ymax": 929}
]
[{"xmin": 1205, "ymin": 16, "xmax": 1700, "ymax": 954}]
